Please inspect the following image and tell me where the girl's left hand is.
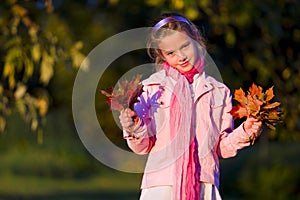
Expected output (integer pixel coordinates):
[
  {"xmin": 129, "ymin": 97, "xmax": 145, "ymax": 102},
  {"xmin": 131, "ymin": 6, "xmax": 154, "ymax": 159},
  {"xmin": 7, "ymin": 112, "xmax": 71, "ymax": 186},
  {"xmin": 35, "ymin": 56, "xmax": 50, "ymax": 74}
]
[{"xmin": 243, "ymin": 117, "xmax": 263, "ymax": 144}]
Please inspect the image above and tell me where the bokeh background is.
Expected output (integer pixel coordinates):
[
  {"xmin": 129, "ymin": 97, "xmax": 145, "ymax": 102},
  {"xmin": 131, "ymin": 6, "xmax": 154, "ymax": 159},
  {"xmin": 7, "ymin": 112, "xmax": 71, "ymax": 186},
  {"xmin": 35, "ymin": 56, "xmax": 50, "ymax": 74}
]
[{"xmin": 0, "ymin": 0, "xmax": 299, "ymax": 199}]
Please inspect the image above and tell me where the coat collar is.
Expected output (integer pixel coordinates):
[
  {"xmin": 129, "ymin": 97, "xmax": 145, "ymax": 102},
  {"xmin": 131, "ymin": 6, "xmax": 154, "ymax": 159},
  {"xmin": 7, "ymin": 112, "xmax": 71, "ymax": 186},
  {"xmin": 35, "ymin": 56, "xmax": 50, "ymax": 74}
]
[{"xmin": 142, "ymin": 70, "xmax": 223, "ymax": 101}]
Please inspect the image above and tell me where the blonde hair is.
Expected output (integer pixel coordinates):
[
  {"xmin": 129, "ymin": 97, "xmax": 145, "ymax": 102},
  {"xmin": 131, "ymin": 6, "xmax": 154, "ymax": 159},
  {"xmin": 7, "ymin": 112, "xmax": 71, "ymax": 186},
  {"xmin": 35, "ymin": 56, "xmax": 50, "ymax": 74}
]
[{"xmin": 147, "ymin": 12, "xmax": 206, "ymax": 65}]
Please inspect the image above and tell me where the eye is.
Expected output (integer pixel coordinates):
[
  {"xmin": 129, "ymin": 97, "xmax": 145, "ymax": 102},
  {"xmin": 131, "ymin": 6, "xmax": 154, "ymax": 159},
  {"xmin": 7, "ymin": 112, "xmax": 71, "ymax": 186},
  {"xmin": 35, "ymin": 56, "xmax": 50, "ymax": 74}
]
[
  {"xmin": 182, "ymin": 42, "xmax": 190, "ymax": 49},
  {"xmin": 167, "ymin": 51, "xmax": 174, "ymax": 56},
  {"xmin": 163, "ymin": 50, "xmax": 174, "ymax": 57}
]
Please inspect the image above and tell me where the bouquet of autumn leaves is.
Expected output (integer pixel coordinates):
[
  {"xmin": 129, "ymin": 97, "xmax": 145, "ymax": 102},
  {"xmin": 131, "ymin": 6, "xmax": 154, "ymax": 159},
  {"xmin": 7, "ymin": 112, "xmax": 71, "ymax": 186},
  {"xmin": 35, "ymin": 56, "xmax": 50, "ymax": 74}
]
[
  {"xmin": 230, "ymin": 83, "xmax": 282, "ymax": 130},
  {"xmin": 100, "ymin": 74, "xmax": 144, "ymax": 113}
]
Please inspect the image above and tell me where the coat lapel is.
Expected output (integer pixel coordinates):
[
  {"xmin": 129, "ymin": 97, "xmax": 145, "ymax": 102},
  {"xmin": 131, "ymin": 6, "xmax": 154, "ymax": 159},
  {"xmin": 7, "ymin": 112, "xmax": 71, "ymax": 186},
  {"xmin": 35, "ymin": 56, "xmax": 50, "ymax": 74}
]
[{"xmin": 194, "ymin": 72, "xmax": 213, "ymax": 101}]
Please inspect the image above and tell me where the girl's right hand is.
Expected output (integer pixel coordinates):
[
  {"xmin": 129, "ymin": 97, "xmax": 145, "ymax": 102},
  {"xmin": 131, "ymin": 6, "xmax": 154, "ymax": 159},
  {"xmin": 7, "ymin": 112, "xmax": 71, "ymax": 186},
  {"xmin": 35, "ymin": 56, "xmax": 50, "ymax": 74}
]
[
  {"xmin": 243, "ymin": 116, "xmax": 263, "ymax": 144},
  {"xmin": 119, "ymin": 108, "xmax": 137, "ymax": 131}
]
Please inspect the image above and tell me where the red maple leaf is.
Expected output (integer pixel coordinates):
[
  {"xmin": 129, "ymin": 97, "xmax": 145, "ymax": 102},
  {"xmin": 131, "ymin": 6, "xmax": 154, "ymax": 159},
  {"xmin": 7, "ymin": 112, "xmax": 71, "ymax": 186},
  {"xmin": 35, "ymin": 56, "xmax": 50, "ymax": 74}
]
[{"xmin": 100, "ymin": 74, "xmax": 144, "ymax": 112}]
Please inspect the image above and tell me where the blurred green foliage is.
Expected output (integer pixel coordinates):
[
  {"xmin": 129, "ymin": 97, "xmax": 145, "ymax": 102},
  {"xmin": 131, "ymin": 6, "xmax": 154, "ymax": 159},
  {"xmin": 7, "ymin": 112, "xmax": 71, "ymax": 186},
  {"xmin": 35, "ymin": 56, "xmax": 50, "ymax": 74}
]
[
  {"xmin": 0, "ymin": 0, "xmax": 85, "ymax": 142},
  {"xmin": 0, "ymin": 0, "xmax": 299, "ymax": 199},
  {"xmin": 1, "ymin": 0, "xmax": 299, "ymax": 142}
]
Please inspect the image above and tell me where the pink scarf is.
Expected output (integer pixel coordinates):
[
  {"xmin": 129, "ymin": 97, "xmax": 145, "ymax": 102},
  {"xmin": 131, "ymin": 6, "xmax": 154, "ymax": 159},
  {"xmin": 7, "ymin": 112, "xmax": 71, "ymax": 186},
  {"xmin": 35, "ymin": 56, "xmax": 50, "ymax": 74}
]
[
  {"xmin": 180, "ymin": 67, "xmax": 200, "ymax": 84},
  {"xmin": 162, "ymin": 58, "xmax": 204, "ymax": 200}
]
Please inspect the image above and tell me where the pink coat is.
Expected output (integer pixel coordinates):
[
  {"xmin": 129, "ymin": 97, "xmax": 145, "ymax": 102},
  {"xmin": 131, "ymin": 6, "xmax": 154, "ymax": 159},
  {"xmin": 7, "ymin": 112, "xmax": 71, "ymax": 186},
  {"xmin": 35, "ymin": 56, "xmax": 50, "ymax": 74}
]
[{"xmin": 125, "ymin": 70, "xmax": 252, "ymax": 189}]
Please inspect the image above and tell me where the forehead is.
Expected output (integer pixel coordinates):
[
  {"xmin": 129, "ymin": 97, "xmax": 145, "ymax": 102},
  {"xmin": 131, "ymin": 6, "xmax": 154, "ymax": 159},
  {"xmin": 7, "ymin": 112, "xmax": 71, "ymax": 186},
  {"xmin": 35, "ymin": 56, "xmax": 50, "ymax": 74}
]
[{"xmin": 157, "ymin": 31, "xmax": 191, "ymax": 51}]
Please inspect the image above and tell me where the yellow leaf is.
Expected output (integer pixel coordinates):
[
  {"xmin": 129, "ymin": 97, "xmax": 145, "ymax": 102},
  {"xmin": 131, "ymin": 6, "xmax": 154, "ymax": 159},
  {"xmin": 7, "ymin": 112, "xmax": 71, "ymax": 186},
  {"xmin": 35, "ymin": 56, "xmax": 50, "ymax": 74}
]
[
  {"xmin": 72, "ymin": 41, "xmax": 83, "ymax": 50},
  {"xmin": 0, "ymin": 116, "xmax": 6, "ymax": 132},
  {"xmin": 14, "ymin": 83, "xmax": 27, "ymax": 99},
  {"xmin": 3, "ymin": 62, "xmax": 14, "ymax": 78},
  {"xmin": 12, "ymin": 5, "xmax": 28, "ymax": 17},
  {"xmin": 0, "ymin": 84, "xmax": 3, "ymax": 95},
  {"xmin": 8, "ymin": 74, "xmax": 16, "ymax": 89},
  {"xmin": 24, "ymin": 56, "xmax": 34, "ymax": 81},
  {"xmin": 40, "ymin": 51, "xmax": 54, "ymax": 85},
  {"xmin": 31, "ymin": 118, "xmax": 38, "ymax": 131},
  {"xmin": 72, "ymin": 52, "xmax": 85, "ymax": 68},
  {"xmin": 70, "ymin": 41, "xmax": 85, "ymax": 68},
  {"xmin": 31, "ymin": 44, "xmax": 41, "ymax": 62},
  {"xmin": 37, "ymin": 98, "xmax": 48, "ymax": 116},
  {"xmin": 172, "ymin": 0, "xmax": 184, "ymax": 9},
  {"xmin": 185, "ymin": 7, "xmax": 199, "ymax": 20}
]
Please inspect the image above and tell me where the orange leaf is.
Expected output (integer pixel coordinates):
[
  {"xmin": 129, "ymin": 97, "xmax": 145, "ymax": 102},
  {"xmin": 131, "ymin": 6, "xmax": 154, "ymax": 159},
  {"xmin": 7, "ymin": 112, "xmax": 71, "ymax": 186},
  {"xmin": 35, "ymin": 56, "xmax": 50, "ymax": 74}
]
[
  {"xmin": 265, "ymin": 86, "xmax": 275, "ymax": 102},
  {"xmin": 230, "ymin": 105, "xmax": 248, "ymax": 119},
  {"xmin": 247, "ymin": 95, "xmax": 263, "ymax": 117},
  {"xmin": 230, "ymin": 83, "xmax": 282, "ymax": 130},
  {"xmin": 234, "ymin": 88, "xmax": 247, "ymax": 105},
  {"xmin": 249, "ymin": 83, "xmax": 263, "ymax": 97},
  {"xmin": 263, "ymin": 102, "xmax": 280, "ymax": 110}
]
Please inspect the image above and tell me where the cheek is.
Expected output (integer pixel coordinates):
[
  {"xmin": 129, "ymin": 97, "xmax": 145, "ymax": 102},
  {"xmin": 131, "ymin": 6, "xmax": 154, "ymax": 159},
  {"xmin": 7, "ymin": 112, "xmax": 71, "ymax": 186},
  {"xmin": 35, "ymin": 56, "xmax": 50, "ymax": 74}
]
[
  {"xmin": 187, "ymin": 47, "xmax": 196, "ymax": 57},
  {"xmin": 165, "ymin": 56, "xmax": 177, "ymax": 65}
]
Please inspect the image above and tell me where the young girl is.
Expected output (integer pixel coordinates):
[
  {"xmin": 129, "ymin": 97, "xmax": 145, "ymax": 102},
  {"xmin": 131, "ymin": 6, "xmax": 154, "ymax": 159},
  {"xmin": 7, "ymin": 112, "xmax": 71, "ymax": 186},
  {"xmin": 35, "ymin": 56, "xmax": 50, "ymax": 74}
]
[{"xmin": 119, "ymin": 12, "xmax": 262, "ymax": 200}]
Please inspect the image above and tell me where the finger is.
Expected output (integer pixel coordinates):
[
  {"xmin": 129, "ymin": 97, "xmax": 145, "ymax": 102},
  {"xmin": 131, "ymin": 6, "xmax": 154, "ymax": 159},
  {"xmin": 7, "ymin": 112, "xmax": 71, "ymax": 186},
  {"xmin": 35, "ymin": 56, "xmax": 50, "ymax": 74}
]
[
  {"xmin": 128, "ymin": 110, "xmax": 137, "ymax": 117},
  {"xmin": 124, "ymin": 121, "xmax": 134, "ymax": 127},
  {"xmin": 120, "ymin": 112, "xmax": 131, "ymax": 122},
  {"xmin": 120, "ymin": 115, "xmax": 132, "ymax": 123},
  {"xmin": 252, "ymin": 124, "xmax": 260, "ymax": 129},
  {"xmin": 252, "ymin": 126, "xmax": 263, "ymax": 136},
  {"xmin": 119, "ymin": 111, "xmax": 129, "ymax": 122},
  {"xmin": 248, "ymin": 116, "xmax": 259, "ymax": 122},
  {"xmin": 254, "ymin": 122, "xmax": 263, "ymax": 130},
  {"xmin": 125, "ymin": 108, "xmax": 136, "ymax": 117},
  {"xmin": 254, "ymin": 121, "xmax": 263, "ymax": 127},
  {"xmin": 120, "ymin": 118, "xmax": 133, "ymax": 128}
]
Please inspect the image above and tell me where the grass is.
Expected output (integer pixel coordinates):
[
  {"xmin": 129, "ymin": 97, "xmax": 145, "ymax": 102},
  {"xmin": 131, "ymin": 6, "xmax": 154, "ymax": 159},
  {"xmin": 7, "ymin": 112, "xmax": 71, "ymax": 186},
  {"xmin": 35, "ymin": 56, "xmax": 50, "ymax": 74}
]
[
  {"xmin": 0, "ymin": 172, "xmax": 141, "ymax": 200},
  {"xmin": 1, "ymin": 109, "xmax": 300, "ymax": 199},
  {"xmin": 0, "ymin": 109, "xmax": 142, "ymax": 200}
]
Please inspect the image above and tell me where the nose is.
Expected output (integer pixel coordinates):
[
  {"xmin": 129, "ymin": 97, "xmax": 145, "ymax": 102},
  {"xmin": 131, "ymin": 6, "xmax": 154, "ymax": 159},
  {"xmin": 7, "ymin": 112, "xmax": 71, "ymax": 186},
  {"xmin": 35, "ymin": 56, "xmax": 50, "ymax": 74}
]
[{"xmin": 177, "ymin": 50, "xmax": 187, "ymax": 61}]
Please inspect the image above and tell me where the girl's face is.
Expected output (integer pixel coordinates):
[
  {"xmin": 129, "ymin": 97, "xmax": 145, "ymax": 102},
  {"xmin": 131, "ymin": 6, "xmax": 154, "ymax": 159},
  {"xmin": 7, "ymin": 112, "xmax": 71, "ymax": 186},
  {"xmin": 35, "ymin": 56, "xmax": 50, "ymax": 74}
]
[{"xmin": 158, "ymin": 31, "xmax": 197, "ymax": 72}]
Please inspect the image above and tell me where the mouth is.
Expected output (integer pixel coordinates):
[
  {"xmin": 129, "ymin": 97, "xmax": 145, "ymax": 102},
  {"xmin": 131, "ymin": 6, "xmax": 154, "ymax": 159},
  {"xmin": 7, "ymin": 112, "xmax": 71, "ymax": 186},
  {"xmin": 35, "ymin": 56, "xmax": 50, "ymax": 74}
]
[{"xmin": 179, "ymin": 60, "xmax": 190, "ymax": 67}]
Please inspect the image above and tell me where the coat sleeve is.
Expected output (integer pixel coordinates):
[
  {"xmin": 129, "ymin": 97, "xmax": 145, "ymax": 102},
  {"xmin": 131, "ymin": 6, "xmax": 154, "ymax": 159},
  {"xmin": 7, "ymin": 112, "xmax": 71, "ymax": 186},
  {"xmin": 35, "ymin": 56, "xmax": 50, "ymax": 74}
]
[
  {"xmin": 124, "ymin": 122, "xmax": 156, "ymax": 155},
  {"xmin": 217, "ymin": 88, "xmax": 253, "ymax": 159},
  {"xmin": 123, "ymin": 84, "xmax": 159, "ymax": 155}
]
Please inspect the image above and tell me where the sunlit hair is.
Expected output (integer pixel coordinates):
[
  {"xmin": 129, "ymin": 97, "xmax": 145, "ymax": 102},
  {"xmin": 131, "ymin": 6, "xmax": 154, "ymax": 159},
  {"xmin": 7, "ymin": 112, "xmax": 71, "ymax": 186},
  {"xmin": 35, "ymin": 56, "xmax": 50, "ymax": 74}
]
[{"xmin": 147, "ymin": 12, "xmax": 206, "ymax": 66}]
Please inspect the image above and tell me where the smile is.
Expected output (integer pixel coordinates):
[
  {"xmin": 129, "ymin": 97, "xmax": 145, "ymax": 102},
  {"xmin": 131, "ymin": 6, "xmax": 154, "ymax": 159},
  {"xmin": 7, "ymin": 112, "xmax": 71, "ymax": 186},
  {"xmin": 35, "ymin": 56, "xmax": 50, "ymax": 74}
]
[{"xmin": 180, "ymin": 60, "xmax": 190, "ymax": 67}]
